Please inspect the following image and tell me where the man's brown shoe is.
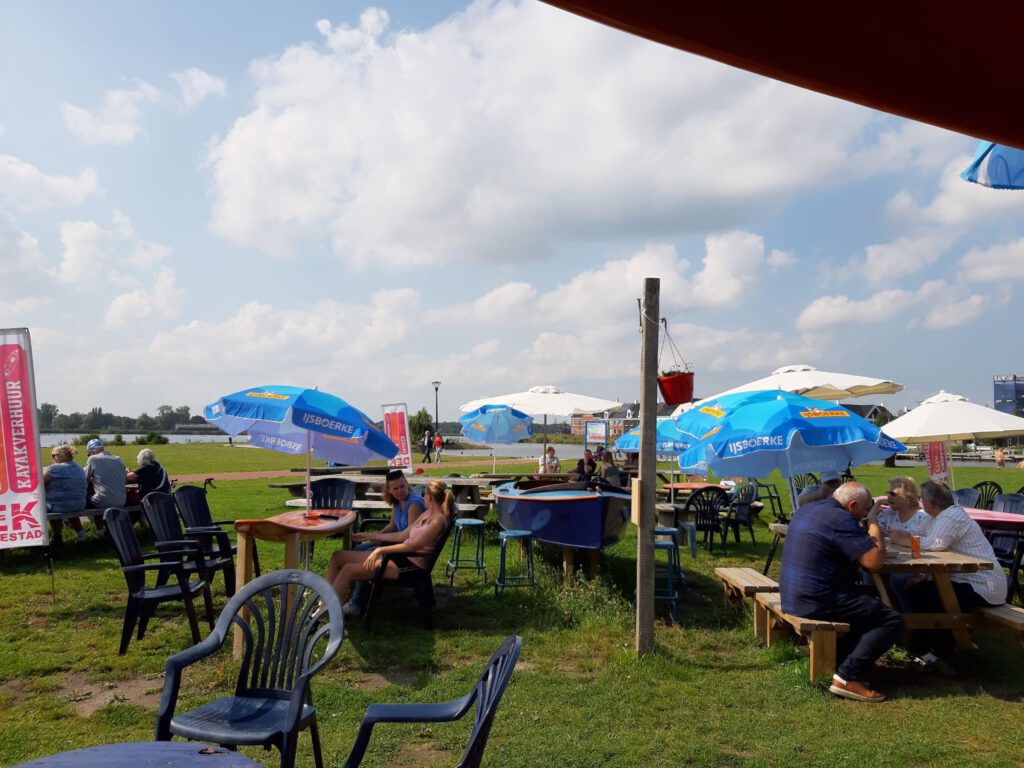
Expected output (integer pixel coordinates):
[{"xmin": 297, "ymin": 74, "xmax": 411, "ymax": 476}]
[{"xmin": 829, "ymin": 675, "xmax": 886, "ymax": 702}]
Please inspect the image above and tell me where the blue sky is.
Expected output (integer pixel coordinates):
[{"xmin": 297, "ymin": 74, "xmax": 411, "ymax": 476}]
[{"xmin": 2, "ymin": 0, "xmax": 1021, "ymax": 423}]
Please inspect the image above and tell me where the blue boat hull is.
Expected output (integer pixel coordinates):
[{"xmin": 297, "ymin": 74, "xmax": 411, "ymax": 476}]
[{"xmin": 493, "ymin": 481, "xmax": 631, "ymax": 549}]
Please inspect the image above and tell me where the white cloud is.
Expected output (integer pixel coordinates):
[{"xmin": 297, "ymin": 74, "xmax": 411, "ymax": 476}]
[
  {"xmin": 0, "ymin": 210, "xmax": 50, "ymax": 314},
  {"xmin": 853, "ymin": 233, "xmax": 951, "ymax": 284},
  {"xmin": 797, "ymin": 279, "xmax": 1003, "ymax": 331},
  {"xmin": 207, "ymin": 1, "xmax": 913, "ymax": 264},
  {"xmin": 425, "ymin": 282, "xmax": 536, "ymax": 324},
  {"xmin": 958, "ymin": 238, "xmax": 1024, "ymax": 282},
  {"xmin": 171, "ymin": 67, "xmax": 227, "ymax": 109},
  {"xmin": 0, "ymin": 155, "xmax": 98, "ymax": 212},
  {"xmin": 767, "ymin": 249, "xmax": 797, "ymax": 272},
  {"xmin": 62, "ymin": 80, "xmax": 161, "ymax": 144},
  {"xmin": 54, "ymin": 220, "xmax": 112, "ymax": 284},
  {"xmin": 796, "ymin": 289, "xmax": 916, "ymax": 330},
  {"xmin": 103, "ymin": 267, "xmax": 184, "ymax": 328}
]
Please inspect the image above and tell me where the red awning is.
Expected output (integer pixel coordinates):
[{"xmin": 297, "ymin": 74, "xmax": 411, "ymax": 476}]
[{"xmin": 541, "ymin": 1, "xmax": 1024, "ymax": 148}]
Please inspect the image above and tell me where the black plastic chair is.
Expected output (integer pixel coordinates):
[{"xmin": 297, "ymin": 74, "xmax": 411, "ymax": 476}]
[
  {"xmin": 310, "ymin": 477, "xmax": 356, "ymax": 510},
  {"xmin": 1017, "ymin": 485, "xmax": 1024, "ymax": 496},
  {"xmin": 973, "ymin": 480, "xmax": 1003, "ymax": 510},
  {"xmin": 754, "ymin": 480, "xmax": 786, "ymax": 522},
  {"xmin": 363, "ymin": 513, "xmax": 454, "ymax": 630},
  {"xmin": 952, "ymin": 487, "xmax": 981, "ymax": 508},
  {"xmin": 341, "ymin": 635, "xmax": 522, "ymax": 768},
  {"xmin": 680, "ymin": 487, "xmax": 730, "ymax": 554},
  {"xmin": 104, "ymin": 507, "xmax": 214, "ymax": 655},
  {"xmin": 724, "ymin": 482, "xmax": 758, "ymax": 544},
  {"xmin": 791, "ymin": 473, "xmax": 818, "ymax": 494},
  {"xmin": 175, "ymin": 484, "xmax": 261, "ymax": 579},
  {"xmin": 156, "ymin": 569, "xmax": 344, "ymax": 768},
  {"xmin": 144, "ymin": 492, "xmax": 235, "ymax": 596}
]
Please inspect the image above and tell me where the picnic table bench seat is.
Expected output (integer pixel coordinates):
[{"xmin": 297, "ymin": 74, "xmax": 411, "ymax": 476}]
[
  {"xmin": 714, "ymin": 567, "xmax": 780, "ymax": 604},
  {"xmin": 754, "ymin": 592, "xmax": 850, "ymax": 681},
  {"xmin": 48, "ymin": 505, "xmax": 142, "ymax": 524},
  {"xmin": 976, "ymin": 603, "xmax": 1024, "ymax": 635}
]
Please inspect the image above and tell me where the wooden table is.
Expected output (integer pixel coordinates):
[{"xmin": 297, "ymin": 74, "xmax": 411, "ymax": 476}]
[
  {"xmin": 232, "ymin": 509, "xmax": 355, "ymax": 657},
  {"xmin": 661, "ymin": 482, "xmax": 729, "ymax": 503},
  {"xmin": 271, "ymin": 473, "xmax": 493, "ymax": 504},
  {"xmin": 13, "ymin": 741, "xmax": 261, "ymax": 767},
  {"xmin": 768, "ymin": 522, "xmax": 994, "ymax": 649},
  {"xmin": 873, "ymin": 546, "xmax": 994, "ymax": 649}
]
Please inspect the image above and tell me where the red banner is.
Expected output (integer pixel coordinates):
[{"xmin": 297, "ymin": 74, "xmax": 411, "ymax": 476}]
[
  {"xmin": 381, "ymin": 402, "xmax": 413, "ymax": 469},
  {"xmin": 0, "ymin": 330, "xmax": 47, "ymax": 548},
  {"xmin": 924, "ymin": 441, "xmax": 949, "ymax": 484}
]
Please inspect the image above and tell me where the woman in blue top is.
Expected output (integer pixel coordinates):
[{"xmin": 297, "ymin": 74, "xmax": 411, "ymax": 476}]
[
  {"xmin": 330, "ymin": 469, "xmax": 425, "ymax": 616},
  {"xmin": 44, "ymin": 444, "xmax": 87, "ymax": 542}
]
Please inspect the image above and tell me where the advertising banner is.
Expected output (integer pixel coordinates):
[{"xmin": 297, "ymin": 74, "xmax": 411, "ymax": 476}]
[
  {"xmin": 0, "ymin": 328, "xmax": 47, "ymax": 549},
  {"xmin": 924, "ymin": 441, "xmax": 949, "ymax": 484},
  {"xmin": 585, "ymin": 419, "xmax": 608, "ymax": 446},
  {"xmin": 381, "ymin": 402, "xmax": 413, "ymax": 469}
]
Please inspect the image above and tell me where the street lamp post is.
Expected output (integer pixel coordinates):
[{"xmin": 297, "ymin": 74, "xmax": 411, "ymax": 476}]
[{"xmin": 431, "ymin": 380, "xmax": 441, "ymax": 433}]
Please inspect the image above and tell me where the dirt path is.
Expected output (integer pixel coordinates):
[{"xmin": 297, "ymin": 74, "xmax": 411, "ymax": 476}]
[{"xmin": 174, "ymin": 456, "xmax": 532, "ymax": 483}]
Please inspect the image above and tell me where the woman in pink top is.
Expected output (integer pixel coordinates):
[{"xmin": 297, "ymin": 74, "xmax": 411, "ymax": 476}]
[{"xmin": 327, "ymin": 478, "xmax": 452, "ymax": 616}]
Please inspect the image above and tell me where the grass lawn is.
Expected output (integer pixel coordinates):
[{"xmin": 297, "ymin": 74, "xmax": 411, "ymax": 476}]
[{"xmin": 2, "ymin": 454, "xmax": 1024, "ymax": 766}]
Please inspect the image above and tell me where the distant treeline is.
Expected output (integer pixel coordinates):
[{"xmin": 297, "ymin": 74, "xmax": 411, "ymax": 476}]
[{"xmin": 37, "ymin": 403, "xmax": 204, "ymax": 433}]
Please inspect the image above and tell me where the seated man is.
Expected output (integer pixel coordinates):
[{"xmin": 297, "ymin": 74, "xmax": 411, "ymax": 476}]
[
  {"xmin": 888, "ymin": 481, "xmax": 1005, "ymax": 649},
  {"xmin": 538, "ymin": 446, "xmax": 561, "ymax": 473},
  {"xmin": 780, "ymin": 482, "xmax": 902, "ymax": 702},
  {"xmin": 573, "ymin": 449, "xmax": 597, "ymax": 480},
  {"xmin": 85, "ymin": 438, "xmax": 126, "ymax": 531},
  {"xmin": 336, "ymin": 469, "xmax": 425, "ymax": 617}
]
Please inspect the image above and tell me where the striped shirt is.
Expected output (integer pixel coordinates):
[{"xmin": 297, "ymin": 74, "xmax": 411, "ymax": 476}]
[{"xmin": 920, "ymin": 505, "xmax": 1006, "ymax": 605}]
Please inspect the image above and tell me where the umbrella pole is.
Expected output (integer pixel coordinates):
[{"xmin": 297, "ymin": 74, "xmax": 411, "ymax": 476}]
[
  {"xmin": 305, "ymin": 431, "xmax": 312, "ymax": 515},
  {"xmin": 542, "ymin": 415, "xmax": 548, "ymax": 468},
  {"xmin": 947, "ymin": 440, "xmax": 957, "ymax": 489},
  {"xmin": 493, "ymin": 442, "xmax": 497, "ymax": 473}
]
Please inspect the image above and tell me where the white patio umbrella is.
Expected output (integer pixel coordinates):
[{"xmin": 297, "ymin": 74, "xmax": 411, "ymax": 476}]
[
  {"xmin": 460, "ymin": 385, "xmax": 621, "ymax": 461},
  {"xmin": 671, "ymin": 364, "xmax": 903, "ymax": 417},
  {"xmin": 884, "ymin": 391, "xmax": 1024, "ymax": 487}
]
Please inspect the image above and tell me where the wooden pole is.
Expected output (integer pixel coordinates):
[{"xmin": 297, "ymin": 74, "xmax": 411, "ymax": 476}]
[{"xmin": 636, "ymin": 277, "xmax": 659, "ymax": 655}]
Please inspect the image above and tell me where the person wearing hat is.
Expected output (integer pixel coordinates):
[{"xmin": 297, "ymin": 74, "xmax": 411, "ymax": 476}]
[
  {"xmin": 796, "ymin": 471, "xmax": 843, "ymax": 507},
  {"xmin": 84, "ymin": 438, "xmax": 126, "ymax": 532}
]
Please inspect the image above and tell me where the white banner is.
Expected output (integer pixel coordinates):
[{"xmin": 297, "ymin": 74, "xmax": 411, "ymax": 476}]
[
  {"xmin": 0, "ymin": 328, "xmax": 48, "ymax": 549},
  {"xmin": 381, "ymin": 402, "xmax": 413, "ymax": 469}
]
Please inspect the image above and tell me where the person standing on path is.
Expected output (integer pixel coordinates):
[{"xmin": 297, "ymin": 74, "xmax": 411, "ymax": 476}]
[
  {"xmin": 433, "ymin": 433, "xmax": 443, "ymax": 463},
  {"xmin": 995, "ymin": 447, "xmax": 1006, "ymax": 468},
  {"xmin": 421, "ymin": 430, "xmax": 433, "ymax": 463}
]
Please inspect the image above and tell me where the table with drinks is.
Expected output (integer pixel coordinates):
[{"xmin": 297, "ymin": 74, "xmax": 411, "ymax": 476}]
[{"xmin": 769, "ymin": 523, "xmax": 994, "ymax": 650}]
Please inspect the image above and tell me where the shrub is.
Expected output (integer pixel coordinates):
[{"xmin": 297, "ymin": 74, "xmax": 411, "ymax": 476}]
[{"xmin": 133, "ymin": 431, "xmax": 169, "ymax": 445}]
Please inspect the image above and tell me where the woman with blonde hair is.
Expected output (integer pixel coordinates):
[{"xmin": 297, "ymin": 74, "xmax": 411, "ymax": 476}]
[
  {"xmin": 878, "ymin": 476, "xmax": 931, "ymax": 536},
  {"xmin": 326, "ymin": 479, "xmax": 453, "ymax": 617},
  {"xmin": 45, "ymin": 444, "xmax": 87, "ymax": 542}
]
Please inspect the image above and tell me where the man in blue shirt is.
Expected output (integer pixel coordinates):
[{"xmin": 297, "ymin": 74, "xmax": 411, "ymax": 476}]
[{"xmin": 780, "ymin": 482, "xmax": 901, "ymax": 702}]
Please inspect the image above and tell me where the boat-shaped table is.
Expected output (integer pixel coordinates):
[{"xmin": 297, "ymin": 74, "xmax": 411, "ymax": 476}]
[{"xmin": 493, "ymin": 480, "xmax": 632, "ymax": 578}]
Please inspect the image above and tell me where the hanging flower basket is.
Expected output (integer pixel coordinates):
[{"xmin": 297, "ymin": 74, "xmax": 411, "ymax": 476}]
[{"xmin": 658, "ymin": 371, "xmax": 694, "ymax": 405}]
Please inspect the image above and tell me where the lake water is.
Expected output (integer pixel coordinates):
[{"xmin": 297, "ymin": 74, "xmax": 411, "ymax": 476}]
[{"xmin": 40, "ymin": 432, "xmax": 236, "ymax": 447}]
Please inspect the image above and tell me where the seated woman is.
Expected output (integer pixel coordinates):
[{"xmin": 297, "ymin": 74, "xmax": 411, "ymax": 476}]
[
  {"xmin": 45, "ymin": 444, "xmax": 87, "ymax": 543},
  {"xmin": 622, "ymin": 452, "xmax": 639, "ymax": 471},
  {"xmin": 326, "ymin": 478, "xmax": 452, "ymax": 618},
  {"xmin": 127, "ymin": 448, "xmax": 171, "ymax": 498},
  {"xmin": 572, "ymin": 449, "xmax": 597, "ymax": 481},
  {"xmin": 599, "ymin": 453, "xmax": 623, "ymax": 486},
  {"xmin": 877, "ymin": 476, "xmax": 931, "ymax": 536}
]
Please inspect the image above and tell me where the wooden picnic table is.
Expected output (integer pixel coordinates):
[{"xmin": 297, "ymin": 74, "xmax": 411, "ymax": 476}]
[
  {"xmin": 768, "ymin": 522, "xmax": 994, "ymax": 649},
  {"xmin": 661, "ymin": 481, "xmax": 729, "ymax": 503},
  {"xmin": 232, "ymin": 509, "xmax": 356, "ymax": 657}
]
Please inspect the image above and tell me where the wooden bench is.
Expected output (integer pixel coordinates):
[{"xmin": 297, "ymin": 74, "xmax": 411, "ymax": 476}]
[
  {"xmin": 47, "ymin": 505, "xmax": 143, "ymax": 523},
  {"xmin": 754, "ymin": 592, "xmax": 850, "ymax": 681},
  {"xmin": 714, "ymin": 567, "xmax": 779, "ymax": 605},
  {"xmin": 976, "ymin": 604, "xmax": 1024, "ymax": 636}
]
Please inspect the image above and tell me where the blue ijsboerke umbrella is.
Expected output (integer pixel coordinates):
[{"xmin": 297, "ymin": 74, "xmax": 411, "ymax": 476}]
[
  {"xmin": 205, "ymin": 385, "xmax": 398, "ymax": 504},
  {"xmin": 960, "ymin": 141, "xmax": 1024, "ymax": 190},
  {"xmin": 459, "ymin": 404, "xmax": 534, "ymax": 472},
  {"xmin": 675, "ymin": 390, "xmax": 905, "ymax": 504},
  {"xmin": 613, "ymin": 419, "xmax": 690, "ymax": 456}
]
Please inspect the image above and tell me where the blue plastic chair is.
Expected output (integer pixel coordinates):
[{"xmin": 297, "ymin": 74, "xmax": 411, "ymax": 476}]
[
  {"xmin": 972, "ymin": 480, "xmax": 1003, "ymax": 510},
  {"xmin": 155, "ymin": 569, "xmax": 344, "ymax": 768},
  {"xmin": 952, "ymin": 487, "xmax": 981, "ymax": 508},
  {"xmin": 144, "ymin": 492, "xmax": 235, "ymax": 596},
  {"xmin": 175, "ymin": 483, "xmax": 260, "ymax": 581},
  {"xmin": 342, "ymin": 635, "xmax": 522, "ymax": 768}
]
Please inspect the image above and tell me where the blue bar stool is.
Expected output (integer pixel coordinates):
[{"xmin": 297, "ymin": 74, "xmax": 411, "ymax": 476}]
[
  {"xmin": 445, "ymin": 517, "xmax": 488, "ymax": 585},
  {"xmin": 494, "ymin": 530, "xmax": 535, "ymax": 596},
  {"xmin": 652, "ymin": 524, "xmax": 682, "ymax": 621}
]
